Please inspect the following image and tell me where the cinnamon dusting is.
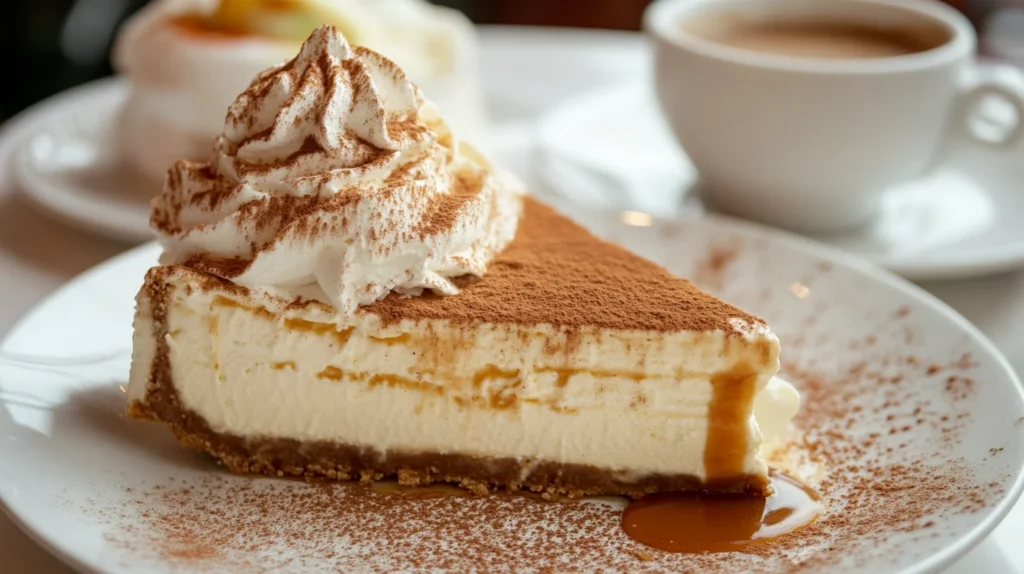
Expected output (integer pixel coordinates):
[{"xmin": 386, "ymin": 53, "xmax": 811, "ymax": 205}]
[
  {"xmin": 103, "ymin": 259, "xmax": 1011, "ymax": 571},
  {"xmin": 368, "ymin": 198, "xmax": 760, "ymax": 333}
]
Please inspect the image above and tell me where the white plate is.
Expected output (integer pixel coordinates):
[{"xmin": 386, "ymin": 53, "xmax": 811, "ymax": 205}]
[
  {"xmin": 1, "ymin": 194, "xmax": 1022, "ymax": 572},
  {"xmin": 8, "ymin": 78, "xmax": 154, "ymax": 243},
  {"xmin": 536, "ymin": 84, "xmax": 1024, "ymax": 281},
  {"xmin": 4, "ymin": 27, "xmax": 648, "ymax": 245}
]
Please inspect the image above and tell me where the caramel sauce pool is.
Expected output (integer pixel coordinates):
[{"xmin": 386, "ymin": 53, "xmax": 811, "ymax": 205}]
[{"xmin": 622, "ymin": 472, "xmax": 822, "ymax": 554}]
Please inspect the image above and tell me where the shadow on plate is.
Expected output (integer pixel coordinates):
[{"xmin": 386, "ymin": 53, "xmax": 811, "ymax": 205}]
[{"xmin": 1, "ymin": 382, "xmax": 214, "ymax": 472}]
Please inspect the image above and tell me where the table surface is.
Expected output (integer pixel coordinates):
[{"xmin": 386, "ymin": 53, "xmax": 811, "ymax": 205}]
[{"xmin": 1, "ymin": 26, "xmax": 1022, "ymax": 573}]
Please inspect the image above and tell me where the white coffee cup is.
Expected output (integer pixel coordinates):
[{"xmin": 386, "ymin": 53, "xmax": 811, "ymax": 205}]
[{"xmin": 644, "ymin": 0, "xmax": 1024, "ymax": 232}]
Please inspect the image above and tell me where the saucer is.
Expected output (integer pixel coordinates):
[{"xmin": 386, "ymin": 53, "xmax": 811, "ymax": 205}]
[
  {"xmin": 9, "ymin": 78, "xmax": 154, "ymax": 243},
  {"xmin": 536, "ymin": 84, "xmax": 1024, "ymax": 281}
]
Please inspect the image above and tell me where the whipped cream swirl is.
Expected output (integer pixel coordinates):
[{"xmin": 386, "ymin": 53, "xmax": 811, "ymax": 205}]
[{"xmin": 152, "ymin": 26, "xmax": 522, "ymax": 313}]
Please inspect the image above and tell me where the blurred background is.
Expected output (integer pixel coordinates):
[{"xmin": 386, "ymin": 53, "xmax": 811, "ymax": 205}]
[{"xmin": 2, "ymin": 0, "xmax": 1022, "ymax": 122}]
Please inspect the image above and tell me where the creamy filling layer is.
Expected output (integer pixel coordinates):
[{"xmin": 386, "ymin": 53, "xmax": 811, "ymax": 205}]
[{"xmin": 128, "ymin": 268, "xmax": 796, "ymax": 482}]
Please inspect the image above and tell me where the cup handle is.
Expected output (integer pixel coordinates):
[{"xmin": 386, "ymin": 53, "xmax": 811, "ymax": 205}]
[{"xmin": 954, "ymin": 62, "xmax": 1024, "ymax": 149}]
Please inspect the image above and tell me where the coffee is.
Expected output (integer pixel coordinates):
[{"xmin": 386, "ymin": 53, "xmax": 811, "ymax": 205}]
[{"xmin": 682, "ymin": 15, "xmax": 949, "ymax": 59}]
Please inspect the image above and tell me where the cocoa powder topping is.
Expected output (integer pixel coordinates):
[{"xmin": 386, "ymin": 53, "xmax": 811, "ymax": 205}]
[{"xmin": 367, "ymin": 198, "xmax": 760, "ymax": 333}]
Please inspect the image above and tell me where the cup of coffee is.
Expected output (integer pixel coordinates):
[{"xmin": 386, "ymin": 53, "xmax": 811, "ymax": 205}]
[{"xmin": 644, "ymin": 0, "xmax": 1024, "ymax": 232}]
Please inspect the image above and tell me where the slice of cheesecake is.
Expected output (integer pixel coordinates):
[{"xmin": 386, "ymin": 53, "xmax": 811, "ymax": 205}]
[
  {"xmin": 128, "ymin": 196, "xmax": 795, "ymax": 498},
  {"xmin": 126, "ymin": 25, "xmax": 798, "ymax": 499}
]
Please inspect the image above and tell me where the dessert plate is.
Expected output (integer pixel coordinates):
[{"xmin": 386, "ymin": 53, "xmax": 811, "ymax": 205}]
[
  {"xmin": 2, "ymin": 197, "xmax": 1023, "ymax": 572},
  {"xmin": 536, "ymin": 84, "xmax": 1024, "ymax": 281}
]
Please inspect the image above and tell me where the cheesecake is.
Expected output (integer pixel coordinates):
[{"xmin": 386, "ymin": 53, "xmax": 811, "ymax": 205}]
[
  {"xmin": 126, "ymin": 26, "xmax": 799, "ymax": 498},
  {"xmin": 113, "ymin": 0, "xmax": 486, "ymax": 182}
]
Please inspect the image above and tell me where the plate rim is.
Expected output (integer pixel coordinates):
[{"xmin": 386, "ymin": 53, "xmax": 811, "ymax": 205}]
[
  {"xmin": 0, "ymin": 502, "xmax": 100, "ymax": 574},
  {"xmin": 535, "ymin": 82, "xmax": 1024, "ymax": 281},
  {"xmin": 5, "ymin": 77, "xmax": 156, "ymax": 244},
  {"xmin": 1, "ymin": 204, "xmax": 1022, "ymax": 573}
]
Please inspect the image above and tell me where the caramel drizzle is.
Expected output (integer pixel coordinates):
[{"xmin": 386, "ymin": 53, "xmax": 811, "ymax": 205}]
[
  {"xmin": 282, "ymin": 318, "xmax": 355, "ymax": 347},
  {"xmin": 369, "ymin": 333, "xmax": 411, "ymax": 345},
  {"xmin": 315, "ymin": 367, "xmax": 443, "ymax": 397},
  {"xmin": 213, "ymin": 297, "xmax": 355, "ymax": 348},
  {"xmin": 535, "ymin": 367, "xmax": 645, "ymax": 388},
  {"xmin": 704, "ymin": 368, "xmax": 758, "ymax": 482},
  {"xmin": 212, "ymin": 296, "xmax": 275, "ymax": 320}
]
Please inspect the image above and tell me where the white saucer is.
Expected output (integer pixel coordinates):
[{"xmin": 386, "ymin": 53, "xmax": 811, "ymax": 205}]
[
  {"xmin": 8, "ymin": 78, "xmax": 155, "ymax": 243},
  {"xmin": 536, "ymin": 84, "xmax": 1024, "ymax": 281}
]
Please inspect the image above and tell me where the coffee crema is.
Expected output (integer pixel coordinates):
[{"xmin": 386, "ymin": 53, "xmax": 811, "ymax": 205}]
[{"xmin": 682, "ymin": 14, "xmax": 950, "ymax": 59}]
